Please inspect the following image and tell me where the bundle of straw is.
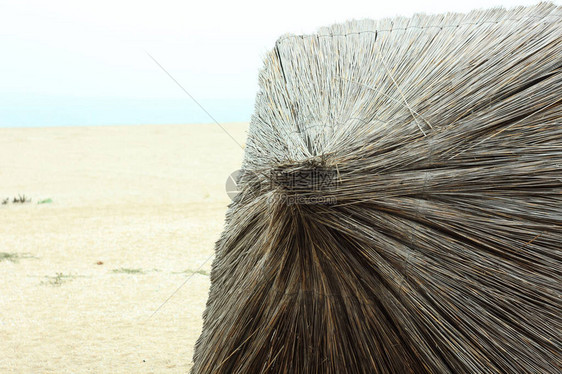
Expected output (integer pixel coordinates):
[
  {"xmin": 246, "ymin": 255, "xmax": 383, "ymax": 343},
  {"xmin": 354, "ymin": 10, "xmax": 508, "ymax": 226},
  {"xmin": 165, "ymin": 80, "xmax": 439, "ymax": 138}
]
[{"xmin": 192, "ymin": 3, "xmax": 562, "ymax": 373}]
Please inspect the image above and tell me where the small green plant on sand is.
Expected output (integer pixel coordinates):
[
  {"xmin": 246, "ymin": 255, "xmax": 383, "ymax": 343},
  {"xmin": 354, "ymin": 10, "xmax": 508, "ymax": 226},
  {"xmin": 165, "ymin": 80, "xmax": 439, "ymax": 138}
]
[
  {"xmin": 1, "ymin": 195, "xmax": 32, "ymax": 205},
  {"xmin": 0, "ymin": 252, "xmax": 34, "ymax": 263},
  {"xmin": 172, "ymin": 269, "xmax": 209, "ymax": 276},
  {"xmin": 13, "ymin": 195, "xmax": 31, "ymax": 204},
  {"xmin": 41, "ymin": 273, "xmax": 77, "ymax": 287},
  {"xmin": 112, "ymin": 268, "xmax": 144, "ymax": 274}
]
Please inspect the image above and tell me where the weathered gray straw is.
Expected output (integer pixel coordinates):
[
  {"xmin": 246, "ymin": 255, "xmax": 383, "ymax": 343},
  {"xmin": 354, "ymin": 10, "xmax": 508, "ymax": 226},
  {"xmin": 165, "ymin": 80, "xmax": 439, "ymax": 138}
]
[{"xmin": 192, "ymin": 3, "xmax": 562, "ymax": 373}]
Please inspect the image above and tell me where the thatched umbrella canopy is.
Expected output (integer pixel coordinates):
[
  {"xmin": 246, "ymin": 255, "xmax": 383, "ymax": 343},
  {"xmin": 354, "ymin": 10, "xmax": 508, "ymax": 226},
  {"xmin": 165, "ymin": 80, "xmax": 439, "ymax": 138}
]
[{"xmin": 192, "ymin": 3, "xmax": 562, "ymax": 373}]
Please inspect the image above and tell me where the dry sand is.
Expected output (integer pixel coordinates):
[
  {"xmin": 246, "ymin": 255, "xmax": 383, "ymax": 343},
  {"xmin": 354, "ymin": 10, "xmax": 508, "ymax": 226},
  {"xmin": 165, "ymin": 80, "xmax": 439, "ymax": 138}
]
[{"xmin": 0, "ymin": 123, "xmax": 249, "ymax": 373}]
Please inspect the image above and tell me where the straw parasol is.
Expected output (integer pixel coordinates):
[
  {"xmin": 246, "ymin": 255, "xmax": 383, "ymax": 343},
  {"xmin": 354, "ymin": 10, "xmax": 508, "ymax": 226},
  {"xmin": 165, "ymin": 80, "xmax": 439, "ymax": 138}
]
[{"xmin": 192, "ymin": 3, "xmax": 562, "ymax": 373}]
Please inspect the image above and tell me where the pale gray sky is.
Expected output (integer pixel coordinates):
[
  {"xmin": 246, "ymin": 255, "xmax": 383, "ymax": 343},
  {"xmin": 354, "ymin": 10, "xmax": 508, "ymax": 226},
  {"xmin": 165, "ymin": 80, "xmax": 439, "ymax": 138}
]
[{"xmin": 0, "ymin": 0, "xmax": 553, "ymax": 126}]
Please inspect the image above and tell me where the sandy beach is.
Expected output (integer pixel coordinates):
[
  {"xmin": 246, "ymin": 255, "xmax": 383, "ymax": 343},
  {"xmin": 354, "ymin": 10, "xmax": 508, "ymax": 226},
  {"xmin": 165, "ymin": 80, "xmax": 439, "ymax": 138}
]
[{"xmin": 0, "ymin": 123, "xmax": 248, "ymax": 373}]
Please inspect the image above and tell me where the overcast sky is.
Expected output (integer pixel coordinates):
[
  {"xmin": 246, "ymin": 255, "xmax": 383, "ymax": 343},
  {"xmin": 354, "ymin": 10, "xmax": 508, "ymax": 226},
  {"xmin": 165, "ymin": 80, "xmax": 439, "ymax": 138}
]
[{"xmin": 0, "ymin": 0, "xmax": 554, "ymax": 127}]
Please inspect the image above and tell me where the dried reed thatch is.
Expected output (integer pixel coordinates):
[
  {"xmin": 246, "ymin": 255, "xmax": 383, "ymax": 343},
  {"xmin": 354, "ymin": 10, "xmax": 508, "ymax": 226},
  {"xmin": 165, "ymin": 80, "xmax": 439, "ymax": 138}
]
[{"xmin": 192, "ymin": 3, "xmax": 562, "ymax": 373}]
